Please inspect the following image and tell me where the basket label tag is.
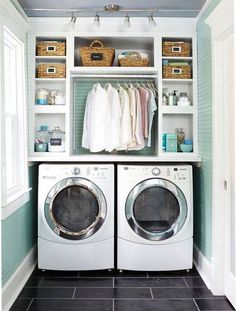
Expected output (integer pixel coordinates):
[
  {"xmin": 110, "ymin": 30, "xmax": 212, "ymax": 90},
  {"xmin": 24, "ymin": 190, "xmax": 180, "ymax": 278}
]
[
  {"xmin": 50, "ymin": 138, "xmax": 61, "ymax": 146},
  {"xmin": 91, "ymin": 53, "xmax": 103, "ymax": 61},
  {"xmin": 47, "ymin": 46, "xmax": 56, "ymax": 52},
  {"xmin": 47, "ymin": 67, "xmax": 56, "ymax": 74},
  {"xmin": 172, "ymin": 68, "xmax": 182, "ymax": 75},
  {"xmin": 172, "ymin": 46, "xmax": 181, "ymax": 53}
]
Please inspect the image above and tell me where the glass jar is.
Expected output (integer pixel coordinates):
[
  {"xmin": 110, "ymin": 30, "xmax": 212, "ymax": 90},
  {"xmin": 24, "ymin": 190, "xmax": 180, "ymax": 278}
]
[
  {"xmin": 36, "ymin": 88, "xmax": 49, "ymax": 105},
  {"xmin": 162, "ymin": 88, "xmax": 169, "ymax": 105},
  {"xmin": 175, "ymin": 128, "xmax": 185, "ymax": 151},
  {"xmin": 48, "ymin": 89, "xmax": 58, "ymax": 105},
  {"xmin": 35, "ymin": 125, "xmax": 49, "ymax": 152},
  {"xmin": 55, "ymin": 91, "xmax": 65, "ymax": 105},
  {"xmin": 48, "ymin": 126, "xmax": 65, "ymax": 152}
]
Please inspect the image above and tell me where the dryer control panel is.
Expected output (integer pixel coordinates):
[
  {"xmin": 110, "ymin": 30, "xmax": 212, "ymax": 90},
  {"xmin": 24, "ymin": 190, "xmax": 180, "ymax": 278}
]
[{"xmin": 119, "ymin": 165, "xmax": 191, "ymax": 183}]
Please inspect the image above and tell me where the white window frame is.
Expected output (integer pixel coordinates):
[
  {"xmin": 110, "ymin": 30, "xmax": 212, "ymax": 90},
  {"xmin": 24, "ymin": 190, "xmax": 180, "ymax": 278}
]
[{"xmin": 0, "ymin": 0, "xmax": 30, "ymax": 219}]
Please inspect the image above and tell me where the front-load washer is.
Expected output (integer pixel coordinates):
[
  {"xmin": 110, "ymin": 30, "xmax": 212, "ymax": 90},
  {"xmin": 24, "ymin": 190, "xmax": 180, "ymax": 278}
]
[
  {"xmin": 38, "ymin": 164, "xmax": 114, "ymax": 270},
  {"xmin": 117, "ymin": 164, "xmax": 193, "ymax": 271}
]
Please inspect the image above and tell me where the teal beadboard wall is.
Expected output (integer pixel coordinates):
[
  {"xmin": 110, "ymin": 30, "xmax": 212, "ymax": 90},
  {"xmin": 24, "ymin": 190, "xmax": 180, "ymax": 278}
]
[
  {"xmin": 1, "ymin": 164, "xmax": 38, "ymax": 286},
  {"xmin": 194, "ymin": 0, "xmax": 222, "ymax": 261}
]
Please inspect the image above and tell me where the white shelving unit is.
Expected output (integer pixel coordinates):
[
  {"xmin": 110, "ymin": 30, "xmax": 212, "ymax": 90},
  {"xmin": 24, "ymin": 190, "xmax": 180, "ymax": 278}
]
[
  {"xmin": 28, "ymin": 30, "xmax": 200, "ymax": 162},
  {"xmin": 159, "ymin": 35, "xmax": 198, "ymax": 159}
]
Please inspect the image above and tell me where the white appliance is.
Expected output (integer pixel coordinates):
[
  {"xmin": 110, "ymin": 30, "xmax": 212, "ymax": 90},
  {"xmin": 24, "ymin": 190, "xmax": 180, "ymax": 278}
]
[
  {"xmin": 38, "ymin": 164, "xmax": 114, "ymax": 270},
  {"xmin": 117, "ymin": 164, "xmax": 193, "ymax": 271}
]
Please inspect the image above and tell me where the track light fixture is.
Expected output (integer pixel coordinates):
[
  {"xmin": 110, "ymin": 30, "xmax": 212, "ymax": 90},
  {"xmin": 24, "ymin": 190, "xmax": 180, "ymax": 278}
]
[
  {"xmin": 123, "ymin": 14, "xmax": 131, "ymax": 28},
  {"xmin": 93, "ymin": 13, "xmax": 100, "ymax": 28},
  {"xmin": 64, "ymin": 4, "xmax": 159, "ymax": 29},
  {"xmin": 148, "ymin": 15, "xmax": 157, "ymax": 28}
]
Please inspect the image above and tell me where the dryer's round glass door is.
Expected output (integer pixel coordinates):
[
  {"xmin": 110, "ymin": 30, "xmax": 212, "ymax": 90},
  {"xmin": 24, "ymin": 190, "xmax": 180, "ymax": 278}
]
[
  {"xmin": 44, "ymin": 177, "xmax": 107, "ymax": 240},
  {"xmin": 125, "ymin": 178, "xmax": 188, "ymax": 241}
]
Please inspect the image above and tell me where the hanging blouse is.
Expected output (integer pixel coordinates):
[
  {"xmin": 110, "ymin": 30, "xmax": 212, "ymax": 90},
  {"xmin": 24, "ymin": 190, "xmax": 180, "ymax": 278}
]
[
  {"xmin": 128, "ymin": 87, "xmax": 145, "ymax": 151},
  {"xmin": 138, "ymin": 87, "xmax": 149, "ymax": 139},
  {"xmin": 147, "ymin": 89, "xmax": 157, "ymax": 147},
  {"xmin": 117, "ymin": 86, "xmax": 132, "ymax": 150},
  {"xmin": 128, "ymin": 87, "xmax": 137, "ymax": 149}
]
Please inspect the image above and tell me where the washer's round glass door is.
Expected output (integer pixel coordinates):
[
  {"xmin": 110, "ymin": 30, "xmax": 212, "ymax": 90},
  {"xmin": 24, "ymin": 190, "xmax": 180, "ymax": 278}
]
[
  {"xmin": 126, "ymin": 178, "xmax": 187, "ymax": 241},
  {"xmin": 44, "ymin": 177, "xmax": 107, "ymax": 240}
]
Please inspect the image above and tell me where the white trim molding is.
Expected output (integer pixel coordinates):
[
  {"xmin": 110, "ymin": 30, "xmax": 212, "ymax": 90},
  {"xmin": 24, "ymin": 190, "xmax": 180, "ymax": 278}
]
[
  {"xmin": 2, "ymin": 246, "xmax": 37, "ymax": 311},
  {"xmin": 193, "ymin": 244, "xmax": 213, "ymax": 290},
  {"xmin": 205, "ymin": 0, "xmax": 235, "ymax": 300}
]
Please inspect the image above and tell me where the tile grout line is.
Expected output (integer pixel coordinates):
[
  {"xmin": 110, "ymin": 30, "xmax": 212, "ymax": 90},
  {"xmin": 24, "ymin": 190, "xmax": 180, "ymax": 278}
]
[
  {"xmin": 38, "ymin": 277, "xmax": 44, "ymax": 288},
  {"xmin": 183, "ymin": 277, "xmax": 189, "ymax": 287},
  {"xmin": 26, "ymin": 298, "xmax": 34, "ymax": 311},
  {"xmin": 72, "ymin": 287, "xmax": 76, "ymax": 299},
  {"xmin": 113, "ymin": 277, "xmax": 115, "ymax": 288},
  {"xmin": 113, "ymin": 298, "xmax": 114, "ymax": 311},
  {"xmin": 150, "ymin": 287, "xmax": 154, "ymax": 299},
  {"xmin": 193, "ymin": 298, "xmax": 201, "ymax": 311}
]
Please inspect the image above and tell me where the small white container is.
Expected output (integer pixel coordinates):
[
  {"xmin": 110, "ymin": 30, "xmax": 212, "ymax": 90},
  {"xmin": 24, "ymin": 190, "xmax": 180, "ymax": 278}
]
[
  {"xmin": 177, "ymin": 92, "xmax": 191, "ymax": 106},
  {"xmin": 48, "ymin": 126, "xmax": 65, "ymax": 152}
]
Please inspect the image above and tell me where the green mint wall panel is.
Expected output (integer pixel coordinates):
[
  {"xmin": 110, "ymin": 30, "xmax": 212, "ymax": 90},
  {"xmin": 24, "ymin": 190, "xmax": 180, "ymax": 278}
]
[
  {"xmin": 1, "ymin": 164, "xmax": 38, "ymax": 286},
  {"xmin": 195, "ymin": 0, "xmax": 222, "ymax": 261}
]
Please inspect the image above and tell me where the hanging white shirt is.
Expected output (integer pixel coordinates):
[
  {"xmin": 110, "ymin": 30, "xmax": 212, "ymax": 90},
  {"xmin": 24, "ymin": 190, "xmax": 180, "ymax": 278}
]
[
  {"xmin": 82, "ymin": 83, "xmax": 111, "ymax": 152},
  {"xmin": 105, "ymin": 84, "xmax": 121, "ymax": 152},
  {"xmin": 117, "ymin": 86, "xmax": 132, "ymax": 150}
]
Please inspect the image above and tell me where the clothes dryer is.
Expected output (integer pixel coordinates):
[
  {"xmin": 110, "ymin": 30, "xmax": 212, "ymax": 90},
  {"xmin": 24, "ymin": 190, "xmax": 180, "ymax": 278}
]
[
  {"xmin": 38, "ymin": 164, "xmax": 114, "ymax": 270},
  {"xmin": 117, "ymin": 164, "xmax": 193, "ymax": 271}
]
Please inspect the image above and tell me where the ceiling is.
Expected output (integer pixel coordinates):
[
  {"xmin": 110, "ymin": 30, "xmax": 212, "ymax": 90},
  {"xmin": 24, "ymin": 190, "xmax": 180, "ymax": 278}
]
[{"xmin": 14, "ymin": 0, "xmax": 207, "ymax": 18}]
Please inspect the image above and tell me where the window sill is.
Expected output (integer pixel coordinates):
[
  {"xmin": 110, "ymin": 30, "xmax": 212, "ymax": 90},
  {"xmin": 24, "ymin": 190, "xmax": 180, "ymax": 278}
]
[{"xmin": 1, "ymin": 188, "xmax": 32, "ymax": 220}]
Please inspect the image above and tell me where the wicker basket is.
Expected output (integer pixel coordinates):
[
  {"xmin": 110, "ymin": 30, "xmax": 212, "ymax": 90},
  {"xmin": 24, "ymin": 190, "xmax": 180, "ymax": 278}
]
[
  {"xmin": 79, "ymin": 40, "xmax": 115, "ymax": 66},
  {"xmin": 37, "ymin": 63, "xmax": 66, "ymax": 78},
  {"xmin": 163, "ymin": 64, "xmax": 191, "ymax": 79},
  {"xmin": 118, "ymin": 52, "xmax": 150, "ymax": 67},
  {"xmin": 37, "ymin": 41, "xmax": 66, "ymax": 56},
  {"xmin": 162, "ymin": 41, "xmax": 191, "ymax": 57}
]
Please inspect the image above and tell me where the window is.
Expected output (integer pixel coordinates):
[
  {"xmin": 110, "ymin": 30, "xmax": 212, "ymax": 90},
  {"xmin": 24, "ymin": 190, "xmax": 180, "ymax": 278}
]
[{"xmin": 1, "ymin": 26, "xmax": 29, "ymax": 213}]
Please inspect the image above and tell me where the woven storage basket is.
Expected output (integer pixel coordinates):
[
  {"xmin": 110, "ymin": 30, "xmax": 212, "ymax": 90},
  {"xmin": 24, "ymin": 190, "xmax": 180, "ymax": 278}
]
[
  {"xmin": 37, "ymin": 41, "xmax": 66, "ymax": 56},
  {"xmin": 118, "ymin": 52, "xmax": 150, "ymax": 67},
  {"xmin": 79, "ymin": 40, "xmax": 115, "ymax": 66},
  {"xmin": 163, "ymin": 64, "xmax": 191, "ymax": 79},
  {"xmin": 37, "ymin": 63, "xmax": 66, "ymax": 78},
  {"xmin": 162, "ymin": 41, "xmax": 191, "ymax": 57}
]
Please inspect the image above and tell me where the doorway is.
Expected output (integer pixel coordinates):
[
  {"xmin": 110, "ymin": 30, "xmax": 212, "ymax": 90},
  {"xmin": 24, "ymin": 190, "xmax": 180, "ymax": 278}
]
[{"xmin": 206, "ymin": 0, "xmax": 236, "ymax": 308}]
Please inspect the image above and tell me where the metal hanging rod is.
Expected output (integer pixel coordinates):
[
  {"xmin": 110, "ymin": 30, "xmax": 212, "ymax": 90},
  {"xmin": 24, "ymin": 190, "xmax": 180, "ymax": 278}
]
[{"xmin": 71, "ymin": 74, "xmax": 157, "ymax": 78}]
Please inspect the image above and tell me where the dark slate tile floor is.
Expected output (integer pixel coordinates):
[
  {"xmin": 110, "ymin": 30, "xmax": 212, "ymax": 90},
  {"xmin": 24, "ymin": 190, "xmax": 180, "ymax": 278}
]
[{"xmin": 10, "ymin": 267, "xmax": 235, "ymax": 311}]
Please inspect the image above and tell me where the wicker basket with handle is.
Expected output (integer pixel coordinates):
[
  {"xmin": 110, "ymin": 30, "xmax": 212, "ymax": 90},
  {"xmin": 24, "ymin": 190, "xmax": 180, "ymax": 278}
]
[
  {"xmin": 79, "ymin": 40, "xmax": 115, "ymax": 67},
  {"xmin": 118, "ymin": 52, "xmax": 150, "ymax": 67},
  {"xmin": 162, "ymin": 41, "xmax": 191, "ymax": 57},
  {"xmin": 37, "ymin": 63, "xmax": 66, "ymax": 78},
  {"xmin": 37, "ymin": 41, "xmax": 66, "ymax": 56}
]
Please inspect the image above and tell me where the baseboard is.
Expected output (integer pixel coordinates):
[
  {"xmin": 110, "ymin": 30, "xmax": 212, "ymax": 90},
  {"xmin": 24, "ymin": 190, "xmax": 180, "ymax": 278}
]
[
  {"xmin": 2, "ymin": 246, "xmax": 37, "ymax": 311},
  {"xmin": 193, "ymin": 243, "xmax": 213, "ymax": 290}
]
